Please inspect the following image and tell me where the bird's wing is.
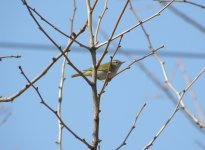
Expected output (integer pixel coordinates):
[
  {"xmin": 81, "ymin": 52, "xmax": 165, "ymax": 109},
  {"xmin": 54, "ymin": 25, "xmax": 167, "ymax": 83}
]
[
  {"xmin": 83, "ymin": 67, "xmax": 92, "ymax": 71},
  {"xmin": 98, "ymin": 62, "xmax": 111, "ymax": 71},
  {"xmin": 83, "ymin": 62, "xmax": 111, "ymax": 71}
]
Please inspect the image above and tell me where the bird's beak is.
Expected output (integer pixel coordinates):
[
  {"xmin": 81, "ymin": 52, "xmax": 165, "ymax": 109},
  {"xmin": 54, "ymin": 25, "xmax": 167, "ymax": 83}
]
[{"xmin": 121, "ymin": 61, "xmax": 125, "ymax": 64}]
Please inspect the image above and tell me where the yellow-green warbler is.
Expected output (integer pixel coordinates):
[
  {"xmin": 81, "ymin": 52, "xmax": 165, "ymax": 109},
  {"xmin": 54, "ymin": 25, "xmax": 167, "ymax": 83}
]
[{"xmin": 71, "ymin": 60, "xmax": 125, "ymax": 80}]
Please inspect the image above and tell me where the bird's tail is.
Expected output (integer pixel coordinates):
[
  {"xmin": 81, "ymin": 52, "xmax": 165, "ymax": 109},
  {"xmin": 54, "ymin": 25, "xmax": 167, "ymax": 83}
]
[{"xmin": 71, "ymin": 73, "xmax": 80, "ymax": 78}]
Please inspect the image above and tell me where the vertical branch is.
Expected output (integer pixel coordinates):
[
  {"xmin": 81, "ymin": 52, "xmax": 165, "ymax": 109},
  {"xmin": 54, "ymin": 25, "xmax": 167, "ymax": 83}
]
[
  {"xmin": 86, "ymin": 0, "xmax": 100, "ymax": 149},
  {"xmin": 57, "ymin": 1, "xmax": 77, "ymax": 150},
  {"xmin": 94, "ymin": 0, "xmax": 109, "ymax": 45},
  {"xmin": 56, "ymin": 61, "xmax": 65, "ymax": 150},
  {"xmin": 86, "ymin": 0, "xmax": 95, "ymax": 48},
  {"xmin": 90, "ymin": 71, "xmax": 100, "ymax": 150},
  {"xmin": 90, "ymin": 47, "xmax": 99, "ymax": 150},
  {"xmin": 70, "ymin": 0, "xmax": 77, "ymax": 34}
]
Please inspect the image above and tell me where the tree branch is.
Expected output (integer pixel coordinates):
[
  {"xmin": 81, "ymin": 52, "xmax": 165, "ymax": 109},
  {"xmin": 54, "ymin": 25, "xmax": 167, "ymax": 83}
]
[
  {"xmin": 18, "ymin": 66, "xmax": 93, "ymax": 149},
  {"xmin": 116, "ymin": 103, "xmax": 146, "ymax": 150}
]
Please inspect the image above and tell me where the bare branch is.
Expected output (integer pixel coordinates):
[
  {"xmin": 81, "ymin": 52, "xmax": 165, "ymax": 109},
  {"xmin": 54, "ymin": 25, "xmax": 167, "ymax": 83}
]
[
  {"xmin": 0, "ymin": 14, "xmax": 87, "ymax": 102},
  {"xmin": 130, "ymin": 0, "xmax": 205, "ymax": 131},
  {"xmin": 115, "ymin": 45, "xmax": 164, "ymax": 78},
  {"xmin": 176, "ymin": 60, "xmax": 205, "ymax": 123},
  {"xmin": 96, "ymin": 0, "xmax": 130, "ymax": 68},
  {"xmin": 86, "ymin": 1, "xmax": 100, "ymax": 149},
  {"xmin": 98, "ymin": 35, "xmax": 124, "ymax": 97},
  {"xmin": 157, "ymin": 0, "xmax": 205, "ymax": 9},
  {"xmin": 24, "ymin": 2, "xmax": 89, "ymax": 50},
  {"xmin": 128, "ymin": 2, "xmax": 205, "ymax": 148},
  {"xmin": 23, "ymin": 0, "xmax": 93, "ymax": 86},
  {"xmin": 116, "ymin": 103, "xmax": 147, "ymax": 150},
  {"xmin": 56, "ymin": 1, "xmax": 77, "ymax": 149},
  {"xmin": 143, "ymin": 66, "xmax": 205, "ymax": 149},
  {"xmin": 159, "ymin": 2, "xmax": 205, "ymax": 33},
  {"xmin": 131, "ymin": 58, "xmax": 205, "ymax": 131},
  {"xmin": 18, "ymin": 65, "xmax": 93, "ymax": 149},
  {"xmin": 97, "ymin": 0, "xmax": 175, "ymax": 48},
  {"xmin": 155, "ymin": 52, "xmax": 205, "ymax": 129},
  {"xmin": 86, "ymin": 0, "xmax": 95, "ymax": 48},
  {"xmin": 94, "ymin": 0, "xmax": 108, "ymax": 45},
  {"xmin": 143, "ymin": 104, "xmax": 180, "ymax": 150},
  {"xmin": 70, "ymin": 0, "xmax": 77, "ymax": 34},
  {"xmin": 0, "ymin": 55, "xmax": 21, "ymax": 61}
]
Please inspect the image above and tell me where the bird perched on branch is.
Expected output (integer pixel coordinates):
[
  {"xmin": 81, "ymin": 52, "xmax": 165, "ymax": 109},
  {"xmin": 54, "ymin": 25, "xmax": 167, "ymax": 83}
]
[{"xmin": 71, "ymin": 60, "xmax": 125, "ymax": 80}]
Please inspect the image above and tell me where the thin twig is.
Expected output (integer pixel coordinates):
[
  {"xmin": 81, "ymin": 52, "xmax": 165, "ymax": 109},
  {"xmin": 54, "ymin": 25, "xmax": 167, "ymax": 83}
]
[
  {"xmin": 176, "ymin": 60, "xmax": 205, "ymax": 124},
  {"xmin": 159, "ymin": 2, "xmax": 205, "ymax": 33},
  {"xmin": 157, "ymin": 0, "xmax": 205, "ymax": 9},
  {"xmin": 115, "ymin": 45, "xmax": 164, "ymax": 78},
  {"xmin": 23, "ymin": 0, "xmax": 92, "ymax": 85},
  {"xmin": 0, "ymin": 55, "xmax": 21, "ymax": 61},
  {"xmin": 116, "ymin": 103, "xmax": 147, "ymax": 150},
  {"xmin": 56, "ymin": 1, "xmax": 77, "ymax": 149},
  {"xmin": 130, "ymin": 1, "xmax": 205, "ymax": 145},
  {"xmin": 96, "ymin": 0, "xmax": 175, "ymax": 49},
  {"xmin": 70, "ymin": 0, "xmax": 77, "ymax": 34},
  {"xmin": 130, "ymin": 58, "xmax": 205, "ymax": 131},
  {"xmin": 128, "ymin": 3, "xmax": 203, "ymax": 148},
  {"xmin": 154, "ymin": 53, "xmax": 205, "ymax": 128},
  {"xmin": 25, "ymin": 3, "xmax": 89, "ymax": 50},
  {"xmin": 0, "ymin": 0, "xmax": 99, "ymax": 102},
  {"xmin": 130, "ymin": 0, "xmax": 204, "ymax": 134},
  {"xmin": 18, "ymin": 66, "xmax": 93, "ymax": 149},
  {"xmin": 129, "ymin": 0, "xmax": 205, "ymax": 137},
  {"xmin": 143, "ymin": 66, "xmax": 205, "ymax": 149},
  {"xmin": 98, "ymin": 35, "xmax": 124, "ymax": 97},
  {"xmin": 143, "ymin": 102, "xmax": 180, "ymax": 150},
  {"xmin": 0, "ymin": 5, "xmax": 88, "ymax": 102},
  {"xmin": 96, "ymin": 0, "xmax": 130, "ymax": 68},
  {"xmin": 94, "ymin": 0, "xmax": 108, "ymax": 45}
]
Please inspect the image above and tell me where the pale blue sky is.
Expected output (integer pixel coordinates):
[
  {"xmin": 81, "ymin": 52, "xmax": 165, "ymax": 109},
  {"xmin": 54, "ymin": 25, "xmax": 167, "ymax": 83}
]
[{"xmin": 1, "ymin": 0, "xmax": 205, "ymax": 150}]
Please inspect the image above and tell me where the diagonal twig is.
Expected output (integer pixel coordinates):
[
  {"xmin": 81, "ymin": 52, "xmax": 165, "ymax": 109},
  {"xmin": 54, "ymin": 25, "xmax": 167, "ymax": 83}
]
[
  {"xmin": 96, "ymin": 0, "xmax": 130, "ymax": 68},
  {"xmin": 116, "ymin": 103, "xmax": 147, "ymax": 150},
  {"xmin": 0, "ymin": 55, "xmax": 21, "ymax": 60},
  {"xmin": 97, "ymin": 0, "xmax": 175, "ymax": 49},
  {"xmin": 157, "ymin": 0, "xmax": 205, "ymax": 9},
  {"xmin": 0, "ymin": 4, "xmax": 88, "ymax": 102},
  {"xmin": 143, "ymin": 66, "xmax": 205, "ymax": 150},
  {"xmin": 98, "ymin": 35, "xmax": 124, "ymax": 97},
  {"xmin": 25, "ymin": 2, "xmax": 89, "ymax": 50},
  {"xmin": 94, "ymin": 0, "xmax": 109, "ymax": 45},
  {"xmin": 115, "ymin": 45, "xmax": 164, "ymax": 78},
  {"xmin": 18, "ymin": 65, "xmax": 93, "ymax": 149}
]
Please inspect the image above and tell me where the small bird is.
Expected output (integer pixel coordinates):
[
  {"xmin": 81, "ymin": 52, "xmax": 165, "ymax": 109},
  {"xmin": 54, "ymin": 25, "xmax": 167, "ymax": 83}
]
[{"xmin": 71, "ymin": 60, "xmax": 125, "ymax": 80}]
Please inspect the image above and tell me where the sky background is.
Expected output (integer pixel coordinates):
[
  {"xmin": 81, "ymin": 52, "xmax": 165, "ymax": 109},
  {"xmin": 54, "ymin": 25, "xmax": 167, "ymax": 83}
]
[{"xmin": 1, "ymin": 0, "xmax": 205, "ymax": 150}]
